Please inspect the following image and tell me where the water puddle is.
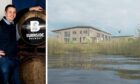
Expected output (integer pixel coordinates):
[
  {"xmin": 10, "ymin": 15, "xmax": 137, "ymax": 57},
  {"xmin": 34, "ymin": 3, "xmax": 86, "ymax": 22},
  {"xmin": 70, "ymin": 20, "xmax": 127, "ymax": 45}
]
[{"xmin": 48, "ymin": 54, "xmax": 140, "ymax": 84}]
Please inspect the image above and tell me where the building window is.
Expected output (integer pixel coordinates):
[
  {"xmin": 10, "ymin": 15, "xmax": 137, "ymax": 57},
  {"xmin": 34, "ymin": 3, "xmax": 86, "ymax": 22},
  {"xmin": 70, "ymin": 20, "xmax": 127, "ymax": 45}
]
[
  {"xmin": 105, "ymin": 35, "xmax": 107, "ymax": 40},
  {"xmin": 80, "ymin": 30, "xmax": 82, "ymax": 34},
  {"xmin": 83, "ymin": 37, "xmax": 85, "ymax": 41},
  {"xmin": 64, "ymin": 31, "xmax": 70, "ymax": 37},
  {"xmin": 97, "ymin": 33, "xmax": 100, "ymax": 37},
  {"xmin": 102, "ymin": 34, "xmax": 104, "ymax": 37},
  {"xmin": 73, "ymin": 31, "xmax": 76, "ymax": 34},
  {"xmin": 102, "ymin": 34, "xmax": 104, "ymax": 40},
  {"xmin": 73, "ymin": 38, "xmax": 77, "ymax": 41},
  {"xmin": 64, "ymin": 38, "xmax": 70, "ymax": 43},
  {"xmin": 83, "ymin": 30, "xmax": 88, "ymax": 34}
]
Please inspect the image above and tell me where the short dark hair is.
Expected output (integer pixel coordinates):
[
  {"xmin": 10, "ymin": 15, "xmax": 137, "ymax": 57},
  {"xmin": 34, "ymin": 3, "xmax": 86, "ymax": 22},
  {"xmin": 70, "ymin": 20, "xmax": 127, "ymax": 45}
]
[{"xmin": 5, "ymin": 4, "xmax": 16, "ymax": 12}]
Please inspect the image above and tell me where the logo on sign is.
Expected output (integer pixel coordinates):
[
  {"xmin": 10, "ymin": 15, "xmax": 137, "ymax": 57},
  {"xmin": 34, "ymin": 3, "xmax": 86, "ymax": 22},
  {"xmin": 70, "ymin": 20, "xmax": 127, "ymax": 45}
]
[{"xmin": 30, "ymin": 21, "xmax": 40, "ymax": 32}]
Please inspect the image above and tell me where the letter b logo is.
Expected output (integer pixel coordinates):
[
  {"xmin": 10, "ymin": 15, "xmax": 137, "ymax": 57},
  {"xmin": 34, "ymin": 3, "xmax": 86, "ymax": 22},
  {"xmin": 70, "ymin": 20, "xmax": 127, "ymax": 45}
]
[{"xmin": 30, "ymin": 21, "xmax": 40, "ymax": 32}]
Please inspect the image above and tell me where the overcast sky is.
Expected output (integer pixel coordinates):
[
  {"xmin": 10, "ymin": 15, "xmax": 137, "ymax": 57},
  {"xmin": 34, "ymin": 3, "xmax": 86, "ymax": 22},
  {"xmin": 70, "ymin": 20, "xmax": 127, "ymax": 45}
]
[{"xmin": 48, "ymin": 0, "xmax": 140, "ymax": 36}]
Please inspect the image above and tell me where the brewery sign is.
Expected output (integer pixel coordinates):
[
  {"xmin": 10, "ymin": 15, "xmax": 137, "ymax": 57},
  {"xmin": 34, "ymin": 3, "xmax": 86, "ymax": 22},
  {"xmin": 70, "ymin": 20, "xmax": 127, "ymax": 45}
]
[{"xmin": 18, "ymin": 11, "xmax": 46, "ymax": 45}]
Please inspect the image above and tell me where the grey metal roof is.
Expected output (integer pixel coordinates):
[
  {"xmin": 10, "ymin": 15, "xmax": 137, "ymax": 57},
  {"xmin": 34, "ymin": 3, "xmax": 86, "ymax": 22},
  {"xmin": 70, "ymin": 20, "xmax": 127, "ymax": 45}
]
[
  {"xmin": 52, "ymin": 26, "xmax": 111, "ymax": 35},
  {"xmin": 112, "ymin": 35, "xmax": 134, "ymax": 38}
]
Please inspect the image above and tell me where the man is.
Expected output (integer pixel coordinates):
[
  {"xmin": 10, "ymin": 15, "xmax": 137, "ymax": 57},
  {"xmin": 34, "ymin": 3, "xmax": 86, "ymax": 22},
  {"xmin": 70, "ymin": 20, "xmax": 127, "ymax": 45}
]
[{"xmin": 0, "ymin": 4, "xmax": 20, "ymax": 84}]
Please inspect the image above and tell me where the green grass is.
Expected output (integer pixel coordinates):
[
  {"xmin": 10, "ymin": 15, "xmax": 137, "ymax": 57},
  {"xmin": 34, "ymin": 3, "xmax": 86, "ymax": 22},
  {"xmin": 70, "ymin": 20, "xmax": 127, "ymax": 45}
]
[{"xmin": 48, "ymin": 38, "xmax": 140, "ymax": 56}]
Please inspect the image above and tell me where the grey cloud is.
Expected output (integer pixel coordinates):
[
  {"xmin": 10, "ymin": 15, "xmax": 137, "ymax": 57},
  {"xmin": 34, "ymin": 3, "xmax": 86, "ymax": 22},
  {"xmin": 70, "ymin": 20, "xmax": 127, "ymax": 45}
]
[{"xmin": 48, "ymin": 0, "xmax": 140, "ymax": 36}]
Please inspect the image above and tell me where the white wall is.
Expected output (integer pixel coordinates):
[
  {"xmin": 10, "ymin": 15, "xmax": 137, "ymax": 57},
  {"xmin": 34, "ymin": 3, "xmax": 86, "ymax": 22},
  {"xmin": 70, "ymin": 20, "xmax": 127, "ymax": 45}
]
[{"xmin": 0, "ymin": 0, "xmax": 12, "ymax": 19}]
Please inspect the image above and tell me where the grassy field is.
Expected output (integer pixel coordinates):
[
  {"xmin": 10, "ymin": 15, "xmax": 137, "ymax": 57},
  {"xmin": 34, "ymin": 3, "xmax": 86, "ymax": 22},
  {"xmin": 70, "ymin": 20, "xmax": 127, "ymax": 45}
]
[{"xmin": 48, "ymin": 38, "xmax": 140, "ymax": 56}]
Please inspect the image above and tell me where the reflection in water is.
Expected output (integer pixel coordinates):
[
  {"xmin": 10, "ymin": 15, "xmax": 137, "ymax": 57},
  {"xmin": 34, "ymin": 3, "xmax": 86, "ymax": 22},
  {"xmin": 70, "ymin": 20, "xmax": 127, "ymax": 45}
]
[
  {"xmin": 117, "ymin": 69, "xmax": 140, "ymax": 79},
  {"xmin": 48, "ymin": 54, "xmax": 140, "ymax": 84}
]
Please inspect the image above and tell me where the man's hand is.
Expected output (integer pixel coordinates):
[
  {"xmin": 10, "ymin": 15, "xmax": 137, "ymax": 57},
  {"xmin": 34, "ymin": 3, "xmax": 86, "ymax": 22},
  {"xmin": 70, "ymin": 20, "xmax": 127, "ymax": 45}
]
[
  {"xmin": 29, "ymin": 6, "xmax": 43, "ymax": 12},
  {"xmin": 0, "ymin": 50, "xmax": 5, "ymax": 58}
]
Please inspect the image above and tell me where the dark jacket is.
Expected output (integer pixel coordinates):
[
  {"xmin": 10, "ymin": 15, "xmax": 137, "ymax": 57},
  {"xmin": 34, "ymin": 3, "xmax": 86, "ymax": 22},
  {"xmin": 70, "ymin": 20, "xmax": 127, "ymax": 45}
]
[{"xmin": 0, "ymin": 18, "xmax": 17, "ymax": 58}]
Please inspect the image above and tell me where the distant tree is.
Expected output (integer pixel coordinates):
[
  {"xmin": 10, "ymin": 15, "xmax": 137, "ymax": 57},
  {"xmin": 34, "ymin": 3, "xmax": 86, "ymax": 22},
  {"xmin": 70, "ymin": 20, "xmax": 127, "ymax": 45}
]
[{"xmin": 118, "ymin": 30, "xmax": 121, "ymax": 34}]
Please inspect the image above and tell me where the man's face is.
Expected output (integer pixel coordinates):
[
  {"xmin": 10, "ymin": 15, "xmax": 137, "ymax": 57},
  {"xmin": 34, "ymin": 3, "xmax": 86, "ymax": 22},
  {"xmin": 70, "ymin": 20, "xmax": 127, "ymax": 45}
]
[{"xmin": 5, "ymin": 7, "xmax": 16, "ymax": 22}]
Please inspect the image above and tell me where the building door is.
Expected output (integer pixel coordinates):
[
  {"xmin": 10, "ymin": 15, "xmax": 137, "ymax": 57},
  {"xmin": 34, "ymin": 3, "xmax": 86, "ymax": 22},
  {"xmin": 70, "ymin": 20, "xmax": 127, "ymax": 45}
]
[{"xmin": 80, "ymin": 37, "xmax": 81, "ymax": 43}]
